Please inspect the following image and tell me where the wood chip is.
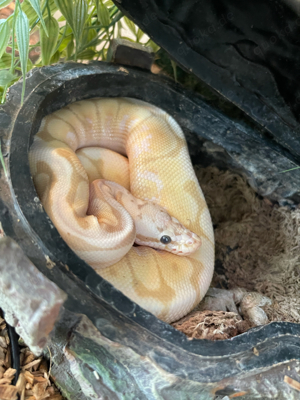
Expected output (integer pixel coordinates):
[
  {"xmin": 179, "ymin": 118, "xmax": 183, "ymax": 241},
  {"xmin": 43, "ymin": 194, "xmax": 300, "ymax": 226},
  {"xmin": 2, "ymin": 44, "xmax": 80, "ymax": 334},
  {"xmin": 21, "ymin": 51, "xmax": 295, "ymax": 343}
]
[
  {"xmin": 23, "ymin": 358, "xmax": 42, "ymax": 370},
  {"xmin": 24, "ymin": 370, "xmax": 34, "ymax": 385},
  {"xmin": 4, "ymin": 346, "xmax": 11, "ymax": 368},
  {"xmin": 3, "ymin": 331, "xmax": 9, "ymax": 346},
  {"xmin": 0, "ymin": 336, "xmax": 7, "ymax": 348},
  {"xmin": 38, "ymin": 359, "xmax": 48, "ymax": 374},
  {"xmin": 44, "ymin": 372, "xmax": 51, "ymax": 386},
  {"xmin": 32, "ymin": 381, "xmax": 49, "ymax": 400},
  {"xmin": 0, "ymin": 311, "xmax": 65, "ymax": 400},
  {"xmin": 32, "ymin": 371, "xmax": 44, "ymax": 377},
  {"xmin": 0, "ymin": 377, "xmax": 14, "ymax": 385},
  {"xmin": 0, "ymin": 346, "xmax": 6, "ymax": 362},
  {"xmin": 4, "ymin": 367, "xmax": 16, "ymax": 379},
  {"xmin": 284, "ymin": 375, "xmax": 300, "ymax": 391},
  {"xmin": 253, "ymin": 347, "xmax": 259, "ymax": 356},
  {"xmin": 34, "ymin": 376, "xmax": 48, "ymax": 384},
  {"xmin": 0, "ymin": 384, "xmax": 18, "ymax": 400},
  {"xmin": 16, "ymin": 372, "xmax": 27, "ymax": 392},
  {"xmin": 47, "ymin": 387, "xmax": 55, "ymax": 395},
  {"xmin": 24, "ymin": 352, "xmax": 35, "ymax": 366},
  {"xmin": 33, "ymin": 360, "xmax": 41, "ymax": 371},
  {"xmin": 48, "ymin": 394, "xmax": 63, "ymax": 400}
]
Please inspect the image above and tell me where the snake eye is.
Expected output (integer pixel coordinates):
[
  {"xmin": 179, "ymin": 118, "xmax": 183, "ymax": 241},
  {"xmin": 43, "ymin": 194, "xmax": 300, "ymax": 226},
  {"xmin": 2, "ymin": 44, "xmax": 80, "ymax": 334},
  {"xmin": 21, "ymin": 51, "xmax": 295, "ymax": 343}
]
[{"xmin": 160, "ymin": 235, "xmax": 171, "ymax": 244}]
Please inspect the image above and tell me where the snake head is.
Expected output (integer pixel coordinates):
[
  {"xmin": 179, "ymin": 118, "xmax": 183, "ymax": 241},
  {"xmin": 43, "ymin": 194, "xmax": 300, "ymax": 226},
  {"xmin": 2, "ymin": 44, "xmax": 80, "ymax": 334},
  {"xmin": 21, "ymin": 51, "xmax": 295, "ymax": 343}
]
[{"xmin": 134, "ymin": 202, "xmax": 201, "ymax": 255}]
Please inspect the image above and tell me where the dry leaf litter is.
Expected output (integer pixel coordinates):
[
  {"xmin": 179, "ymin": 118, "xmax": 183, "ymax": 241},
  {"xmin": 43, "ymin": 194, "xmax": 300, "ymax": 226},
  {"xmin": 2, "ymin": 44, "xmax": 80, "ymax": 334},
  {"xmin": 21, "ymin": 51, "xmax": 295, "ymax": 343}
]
[{"xmin": 172, "ymin": 166, "xmax": 300, "ymax": 340}]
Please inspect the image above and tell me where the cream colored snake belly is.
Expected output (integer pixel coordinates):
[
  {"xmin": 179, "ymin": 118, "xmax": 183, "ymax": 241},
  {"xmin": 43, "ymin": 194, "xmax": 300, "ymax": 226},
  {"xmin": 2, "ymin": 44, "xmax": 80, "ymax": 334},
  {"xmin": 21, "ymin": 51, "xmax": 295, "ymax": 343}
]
[{"xmin": 29, "ymin": 97, "xmax": 214, "ymax": 323}]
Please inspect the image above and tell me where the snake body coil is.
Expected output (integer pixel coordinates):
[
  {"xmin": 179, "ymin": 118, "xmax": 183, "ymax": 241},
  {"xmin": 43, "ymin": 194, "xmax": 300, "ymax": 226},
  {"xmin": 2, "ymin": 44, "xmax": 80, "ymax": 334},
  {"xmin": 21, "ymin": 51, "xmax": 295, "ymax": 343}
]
[{"xmin": 29, "ymin": 98, "xmax": 214, "ymax": 323}]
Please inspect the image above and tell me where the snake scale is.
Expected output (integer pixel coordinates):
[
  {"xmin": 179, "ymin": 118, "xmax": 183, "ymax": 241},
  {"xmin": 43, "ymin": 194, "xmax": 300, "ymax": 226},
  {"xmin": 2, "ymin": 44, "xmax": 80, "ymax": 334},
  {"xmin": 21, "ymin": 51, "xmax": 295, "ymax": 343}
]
[{"xmin": 29, "ymin": 97, "xmax": 214, "ymax": 323}]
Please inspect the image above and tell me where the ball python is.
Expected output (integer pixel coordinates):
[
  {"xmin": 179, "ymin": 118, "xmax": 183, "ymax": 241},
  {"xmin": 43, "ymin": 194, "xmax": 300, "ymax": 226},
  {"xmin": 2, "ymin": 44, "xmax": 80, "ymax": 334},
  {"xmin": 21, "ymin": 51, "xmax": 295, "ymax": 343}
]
[{"xmin": 29, "ymin": 97, "xmax": 214, "ymax": 323}]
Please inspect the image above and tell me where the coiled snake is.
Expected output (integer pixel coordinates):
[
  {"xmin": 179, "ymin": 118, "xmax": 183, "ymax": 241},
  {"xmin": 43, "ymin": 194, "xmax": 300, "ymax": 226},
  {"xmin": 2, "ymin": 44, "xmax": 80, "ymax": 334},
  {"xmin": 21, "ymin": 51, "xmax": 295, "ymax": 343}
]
[{"xmin": 29, "ymin": 97, "xmax": 214, "ymax": 323}]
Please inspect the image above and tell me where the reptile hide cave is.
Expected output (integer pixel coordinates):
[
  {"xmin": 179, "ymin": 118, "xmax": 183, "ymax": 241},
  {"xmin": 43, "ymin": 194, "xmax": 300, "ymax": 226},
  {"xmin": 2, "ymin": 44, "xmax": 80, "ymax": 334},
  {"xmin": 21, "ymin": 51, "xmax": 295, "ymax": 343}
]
[{"xmin": 1, "ymin": 1, "xmax": 300, "ymax": 399}]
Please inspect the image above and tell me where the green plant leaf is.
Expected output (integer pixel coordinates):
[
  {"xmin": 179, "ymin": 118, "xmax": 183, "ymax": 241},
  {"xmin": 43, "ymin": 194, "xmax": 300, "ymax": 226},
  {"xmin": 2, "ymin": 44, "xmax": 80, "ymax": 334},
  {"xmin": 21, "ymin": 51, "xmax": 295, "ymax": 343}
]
[
  {"xmin": 50, "ymin": 49, "xmax": 60, "ymax": 63},
  {"xmin": 57, "ymin": 24, "xmax": 73, "ymax": 52},
  {"xmin": 54, "ymin": 0, "xmax": 74, "ymax": 30},
  {"xmin": 66, "ymin": 35, "xmax": 74, "ymax": 58},
  {"xmin": 0, "ymin": 0, "xmax": 12, "ymax": 10},
  {"xmin": 280, "ymin": 166, "xmax": 300, "ymax": 173},
  {"xmin": 87, "ymin": 28, "xmax": 97, "ymax": 49},
  {"xmin": 27, "ymin": 57, "xmax": 33, "ymax": 72},
  {"xmin": 119, "ymin": 36, "xmax": 135, "ymax": 43},
  {"xmin": 21, "ymin": 0, "xmax": 38, "ymax": 27},
  {"xmin": 57, "ymin": 14, "xmax": 66, "ymax": 22},
  {"xmin": 73, "ymin": 0, "xmax": 87, "ymax": 47},
  {"xmin": 82, "ymin": 27, "xmax": 97, "ymax": 50},
  {"xmin": 21, "ymin": 0, "xmax": 57, "ymax": 30},
  {"xmin": 117, "ymin": 19, "xmax": 122, "ymax": 35},
  {"xmin": 16, "ymin": 6, "xmax": 29, "ymax": 103},
  {"xmin": 28, "ymin": 0, "xmax": 48, "ymax": 35},
  {"xmin": 0, "ymin": 70, "xmax": 16, "ymax": 86},
  {"xmin": 14, "ymin": 54, "xmax": 33, "ymax": 73},
  {"xmin": 124, "ymin": 16, "xmax": 136, "ymax": 36},
  {"xmin": 146, "ymin": 39, "xmax": 160, "ymax": 53},
  {"xmin": 0, "ymin": 53, "xmax": 11, "ymax": 69},
  {"xmin": 136, "ymin": 28, "xmax": 144, "ymax": 43},
  {"xmin": 101, "ymin": 47, "xmax": 108, "ymax": 59},
  {"xmin": 41, "ymin": 14, "xmax": 59, "ymax": 65},
  {"xmin": 103, "ymin": 0, "xmax": 114, "ymax": 7},
  {"xmin": 110, "ymin": 10, "xmax": 123, "ymax": 27},
  {"xmin": 77, "ymin": 48, "xmax": 95, "ymax": 60},
  {"xmin": 0, "ymin": 19, "xmax": 10, "ymax": 60},
  {"xmin": 97, "ymin": 2, "xmax": 110, "ymax": 27},
  {"xmin": 58, "ymin": 33, "xmax": 73, "ymax": 52}
]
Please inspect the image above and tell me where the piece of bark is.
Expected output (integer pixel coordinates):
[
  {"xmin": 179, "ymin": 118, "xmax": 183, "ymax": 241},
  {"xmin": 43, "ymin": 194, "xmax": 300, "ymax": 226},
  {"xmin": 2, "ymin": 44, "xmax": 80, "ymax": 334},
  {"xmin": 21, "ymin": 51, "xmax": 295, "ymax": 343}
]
[{"xmin": 0, "ymin": 238, "xmax": 67, "ymax": 355}]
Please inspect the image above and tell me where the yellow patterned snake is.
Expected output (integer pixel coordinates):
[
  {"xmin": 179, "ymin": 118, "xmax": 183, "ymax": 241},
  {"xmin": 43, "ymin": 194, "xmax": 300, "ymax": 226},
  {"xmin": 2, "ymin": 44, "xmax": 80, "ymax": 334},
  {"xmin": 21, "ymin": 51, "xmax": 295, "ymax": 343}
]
[{"xmin": 29, "ymin": 97, "xmax": 214, "ymax": 323}]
